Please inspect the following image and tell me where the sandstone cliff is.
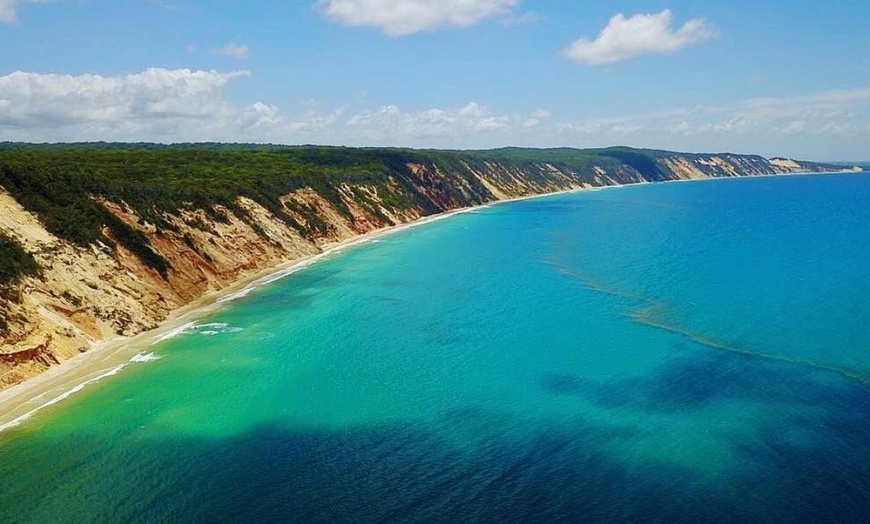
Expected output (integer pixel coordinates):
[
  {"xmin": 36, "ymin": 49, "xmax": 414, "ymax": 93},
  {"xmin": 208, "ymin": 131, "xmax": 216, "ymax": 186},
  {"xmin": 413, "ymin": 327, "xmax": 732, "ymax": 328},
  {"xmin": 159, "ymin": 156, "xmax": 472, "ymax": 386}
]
[{"xmin": 0, "ymin": 145, "xmax": 852, "ymax": 388}]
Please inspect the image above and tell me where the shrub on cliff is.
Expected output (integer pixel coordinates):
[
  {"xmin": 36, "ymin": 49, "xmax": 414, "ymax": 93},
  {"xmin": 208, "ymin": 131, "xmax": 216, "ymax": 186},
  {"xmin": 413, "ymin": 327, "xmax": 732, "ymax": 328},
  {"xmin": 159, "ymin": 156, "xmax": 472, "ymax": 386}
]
[{"xmin": 0, "ymin": 232, "xmax": 40, "ymax": 297}]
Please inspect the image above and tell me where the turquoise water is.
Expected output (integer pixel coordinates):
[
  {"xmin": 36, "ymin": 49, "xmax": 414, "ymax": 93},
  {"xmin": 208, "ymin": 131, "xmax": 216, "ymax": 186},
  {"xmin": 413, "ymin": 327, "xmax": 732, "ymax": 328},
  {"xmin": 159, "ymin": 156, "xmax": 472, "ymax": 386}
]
[{"xmin": 1, "ymin": 173, "xmax": 869, "ymax": 522}]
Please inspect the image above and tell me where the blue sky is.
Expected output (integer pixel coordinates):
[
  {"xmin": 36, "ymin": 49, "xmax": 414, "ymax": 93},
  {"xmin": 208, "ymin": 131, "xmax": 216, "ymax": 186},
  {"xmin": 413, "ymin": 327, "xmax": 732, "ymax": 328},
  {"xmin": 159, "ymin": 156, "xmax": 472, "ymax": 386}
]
[{"xmin": 1, "ymin": 0, "xmax": 868, "ymax": 159}]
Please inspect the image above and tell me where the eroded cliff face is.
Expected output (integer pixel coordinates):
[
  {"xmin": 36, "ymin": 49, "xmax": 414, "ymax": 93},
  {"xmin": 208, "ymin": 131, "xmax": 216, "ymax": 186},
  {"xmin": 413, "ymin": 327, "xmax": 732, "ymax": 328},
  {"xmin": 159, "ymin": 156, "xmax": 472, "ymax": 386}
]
[
  {"xmin": 0, "ymin": 191, "xmax": 320, "ymax": 386},
  {"xmin": 0, "ymin": 153, "xmax": 850, "ymax": 387},
  {"xmin": 658, "ymin": 154, "xmax": 834, "ymax": 179}
]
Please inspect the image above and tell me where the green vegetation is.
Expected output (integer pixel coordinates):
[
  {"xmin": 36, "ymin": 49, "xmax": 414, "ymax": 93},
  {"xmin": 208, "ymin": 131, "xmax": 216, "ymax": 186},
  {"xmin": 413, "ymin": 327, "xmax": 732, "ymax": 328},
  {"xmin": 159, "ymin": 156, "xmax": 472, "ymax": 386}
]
[
  {"xmin": 595, "ymin": 149, "xmax": 668, "ymax": 181},
  {"xmin": 0, "ymin": 145, "xmax": 404, "ymax": 276},
  {"xmin": 0, "ymin": 143, "xmax": 541, "ymax": 269},
  {"xmin": 0, "ymin": 164, "xmax": 171, "ymax": 278},
  {"xmin": 0, "ymin": 232, "xmax": 40, "ymax": 296}
]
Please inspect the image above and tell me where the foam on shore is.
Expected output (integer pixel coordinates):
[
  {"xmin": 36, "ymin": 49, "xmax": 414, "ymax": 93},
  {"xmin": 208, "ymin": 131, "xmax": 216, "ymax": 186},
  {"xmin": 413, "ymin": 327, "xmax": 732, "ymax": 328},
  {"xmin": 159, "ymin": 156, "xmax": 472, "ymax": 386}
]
[
  {"xmin": 130, "ymin": 352, "xmax": 161, "ymax": 363},
  {"xmin": 0, "ymin": 364, "xmax": 128, "ymax": 434},
  {"xmin": 151, "ymin": 322, "xmax": 197, "ymax": 345}
]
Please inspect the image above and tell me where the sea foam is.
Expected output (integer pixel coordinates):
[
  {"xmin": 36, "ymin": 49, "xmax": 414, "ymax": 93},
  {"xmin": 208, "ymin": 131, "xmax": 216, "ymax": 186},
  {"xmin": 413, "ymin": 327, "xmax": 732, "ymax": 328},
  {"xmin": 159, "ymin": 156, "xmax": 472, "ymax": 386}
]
[
  {"xmin": 151, "ymin": 322, "xmax": 196, "ymax": 345},
  {"xmin": 195, "ymin": 322, "xmax": 243, "ymax": 336},
  {"xmin": 129, "ymin": 352, "xmax": 161, "ymax": 363},
  {"xmin": 217, "ymin": 287, "xmax": 254, "ymax": 304}
]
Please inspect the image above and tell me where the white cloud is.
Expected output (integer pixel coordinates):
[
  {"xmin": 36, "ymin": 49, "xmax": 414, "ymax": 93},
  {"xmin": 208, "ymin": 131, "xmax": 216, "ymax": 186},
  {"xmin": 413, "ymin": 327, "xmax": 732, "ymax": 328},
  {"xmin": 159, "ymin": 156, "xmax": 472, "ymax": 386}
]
[
  {"xmin": 0, "ymin": 0, "xmax": 49, "ymax": 24},
  {"xmin": 0, "ymin": 68, "xmax": 250, "ymax": 136},
  {"xmin": 0, "ymin": 67, "xmax": 867, "ymax": 159},
  {"xmin": 238, "ymin": 102, "xmax": 281, "ymax": 129},
  {"xmin": 316, "ymin": 0, "xmax": 518, "ymax": 36},
  {"xmin": 0, "ymin": 68, "xmax": 395, "ymax": 144},
  {"xmin": 214, "ymin": 42, "xmax": 250, "ymax": 60},
  {"xmin": 778, "ymin": 120, "xmax": 809, "ymax": 135},
  {"xmin": 565, "ymin": 9, "xmax": 715, "ymax": 65},
  {"xmin": 286, "ymin": 107, "xmax": 348, "ymax": 133},
  {"xmin": 458, "ymin": 102, "xmax": 487, "ymax": 117},
  {"xmin": 713, "ymin": 117, "xmax": 753, "ymax": 133},
  {"xmin": 346, "ymin": 102, "xmax": 515, "ymax": 141},
  {"xmin": 735, "ymin": 87, "xmax": 870, "ymax": 121},
  {"xmin": 556, "ymin": 87, "xmax": 870, "ymax": 158}
]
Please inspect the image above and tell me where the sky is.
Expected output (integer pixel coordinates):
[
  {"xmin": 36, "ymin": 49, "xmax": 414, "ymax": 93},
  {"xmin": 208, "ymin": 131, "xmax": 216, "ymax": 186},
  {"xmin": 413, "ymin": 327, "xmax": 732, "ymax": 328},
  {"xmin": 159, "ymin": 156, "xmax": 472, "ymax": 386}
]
[{"xmin": 0, "ymin": 0, "xmax": 868, "ymax": 160}]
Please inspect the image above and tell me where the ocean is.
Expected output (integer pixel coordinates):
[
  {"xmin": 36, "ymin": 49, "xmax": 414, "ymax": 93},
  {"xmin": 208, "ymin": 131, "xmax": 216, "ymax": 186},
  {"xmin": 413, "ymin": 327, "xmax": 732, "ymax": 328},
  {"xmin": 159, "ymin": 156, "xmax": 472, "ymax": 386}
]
[{"xmin": 0, "ymin": 173, "xmax": 868, "ymax": 522}]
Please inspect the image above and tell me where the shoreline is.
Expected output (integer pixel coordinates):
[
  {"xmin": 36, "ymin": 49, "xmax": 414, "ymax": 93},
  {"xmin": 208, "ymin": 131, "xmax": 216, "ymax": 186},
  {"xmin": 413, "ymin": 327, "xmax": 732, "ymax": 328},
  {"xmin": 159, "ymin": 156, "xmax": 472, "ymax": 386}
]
[
  {"xmin": 0, "ymin": 169, "xmax": 859, "ymax": 433},
  {"xmin": 0, "ymin": 183, "xmax": 597, "ymax": 433}
]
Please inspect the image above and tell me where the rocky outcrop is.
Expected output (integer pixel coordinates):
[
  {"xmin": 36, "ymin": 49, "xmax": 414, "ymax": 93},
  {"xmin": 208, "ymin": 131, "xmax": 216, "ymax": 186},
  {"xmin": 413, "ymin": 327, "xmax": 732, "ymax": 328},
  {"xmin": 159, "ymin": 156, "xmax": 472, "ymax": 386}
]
[{"xmin": 0, "ymin": 147, "xmax": 855, "ymax": 388}]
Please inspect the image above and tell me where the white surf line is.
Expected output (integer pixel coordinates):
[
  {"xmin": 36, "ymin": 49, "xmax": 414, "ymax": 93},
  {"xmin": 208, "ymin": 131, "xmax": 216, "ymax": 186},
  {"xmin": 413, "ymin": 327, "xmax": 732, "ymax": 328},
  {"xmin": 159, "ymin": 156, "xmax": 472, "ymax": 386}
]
[
  {"xmin": 216, "ymin": 286, "xmax": 255, "ymax": 304},
  {"xmin": 0, "ymin": 364, "xmax": 128, "ymax": 434},
  {"xmin": 129, "ymin": 351, "xmax": 161, "ymax": 363},
  {"xmin": 0, "ymin": 347, "xmax": 169, "ymax": 435},
  {"xmin": 150, "ymin": 321, "xmax": 196, "ymax": 345}
]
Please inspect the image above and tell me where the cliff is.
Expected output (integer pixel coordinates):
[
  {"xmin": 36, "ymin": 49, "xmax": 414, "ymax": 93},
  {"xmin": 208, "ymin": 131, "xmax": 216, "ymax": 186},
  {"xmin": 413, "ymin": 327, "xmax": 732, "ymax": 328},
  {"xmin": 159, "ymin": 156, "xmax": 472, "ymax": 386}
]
[{"xmin": 0, "ymin": 144, "xmax": 853, "ymax": 388}]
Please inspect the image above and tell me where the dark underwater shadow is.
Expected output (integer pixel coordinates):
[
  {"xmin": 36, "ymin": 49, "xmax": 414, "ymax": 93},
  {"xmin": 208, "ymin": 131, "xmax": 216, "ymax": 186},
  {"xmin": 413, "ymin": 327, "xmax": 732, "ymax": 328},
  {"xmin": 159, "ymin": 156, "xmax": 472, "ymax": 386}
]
[
  {"xmin": 2, "ymin": 385, "xmax": 869, "ymax": 524},
  {"xmin": 538, "ymin": 339, "xmax": 870, "ymax": 413}
]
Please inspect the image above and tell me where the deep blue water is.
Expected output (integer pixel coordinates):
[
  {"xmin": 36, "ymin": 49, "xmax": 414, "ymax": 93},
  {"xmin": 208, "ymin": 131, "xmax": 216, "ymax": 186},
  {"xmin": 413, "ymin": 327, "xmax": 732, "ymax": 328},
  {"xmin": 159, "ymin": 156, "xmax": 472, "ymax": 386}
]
[{"xmin": 0, "ymin": 173, "xmax": 868, "ymax": 522}]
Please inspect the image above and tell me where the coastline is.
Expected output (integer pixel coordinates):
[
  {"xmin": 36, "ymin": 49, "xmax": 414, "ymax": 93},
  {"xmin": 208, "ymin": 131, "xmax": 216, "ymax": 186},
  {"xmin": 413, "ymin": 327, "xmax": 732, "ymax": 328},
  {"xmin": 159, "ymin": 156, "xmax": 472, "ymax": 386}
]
[
  {"xmin": 0, "ymin": 184, "xmax": 593, "ymax": 433},
  {"xmin": 0, "ymin": 169, "xmax": 859, "ymax": 434}
]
